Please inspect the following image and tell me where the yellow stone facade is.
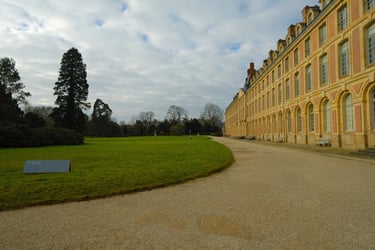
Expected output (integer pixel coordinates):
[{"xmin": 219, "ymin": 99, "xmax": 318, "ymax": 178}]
[{"xmin": 225, "ymin": 0, "xmax": 375, "ymax": 149}]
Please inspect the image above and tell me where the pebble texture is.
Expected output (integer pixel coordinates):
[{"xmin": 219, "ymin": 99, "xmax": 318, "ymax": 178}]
[{"xmin": 1, "ymin": 137, "xmax": 375, "ymax": 249}]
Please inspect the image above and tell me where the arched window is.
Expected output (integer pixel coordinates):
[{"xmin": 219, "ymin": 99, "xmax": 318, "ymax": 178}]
[
  {"xmin": 287, "ymin": 110, "xmax": 292, "ymax": 132},
  {"xmin": 273, "ymin": 114, "xmax": 277, "ymax": 134},
  {"xmin": 308, "ymin": 12, "xmax": 313, "ymax": 24},
  {"xmin": 308, "ymin": 104, "xmax": 315, "ymax": 132},
  {"xmin": 344, "ymin": 94, "xmax": 354, "ymax": 131},
  {"xmin": 296, "ymin": 26, "xmax": 301, "ymax": 35},
  {"xmin": 296, "ymin": 107, "xmax": 302, "ymax": 132},
  {"xmin": 279, "ymin": 112, "xmax": 284, "ymax": 133},
  {"xmin": 324, "ymin": 100, "xmax": 331, "ymax": 132},
  {"xmin": 367, "ymin": 22, "xmax": 375, "ymax": 65}
]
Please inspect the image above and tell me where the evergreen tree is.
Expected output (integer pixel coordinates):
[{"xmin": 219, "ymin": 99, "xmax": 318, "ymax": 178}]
[
  {"xmin": 51, "ymin": 48, "xmax": 90, "ymax": 133},
  {"xmin": 0, "ymin": 57, "xmax": 30, "ymax": 105},
  {"xmin": 90, "ymin": 98, "xmax": 112, "ymax": 136},
  {"xmin": 0, "ymin": 83, "xmax": 23, "ymax": 122}
]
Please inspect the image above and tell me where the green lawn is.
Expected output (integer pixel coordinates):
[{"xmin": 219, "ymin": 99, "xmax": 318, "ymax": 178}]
[{"xmin": 0, "ymin": 136, "xmax": 233, "ymax": 211}]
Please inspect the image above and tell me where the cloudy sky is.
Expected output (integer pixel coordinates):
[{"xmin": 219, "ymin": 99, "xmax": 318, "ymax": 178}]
[{"xmin": 1, "ymin": 0, "xmax": 318, "ymax": 122}]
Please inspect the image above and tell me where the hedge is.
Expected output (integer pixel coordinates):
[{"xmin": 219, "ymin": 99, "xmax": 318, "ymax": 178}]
[{"xmin": 0, "ymin": 122, "xmax": 83, "ymax": 147}]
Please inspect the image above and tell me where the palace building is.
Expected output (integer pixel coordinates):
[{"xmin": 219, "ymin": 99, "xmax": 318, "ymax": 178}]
[{"xmin": 224, "ymin": 0, "xmax": 375, "ymax": 149}]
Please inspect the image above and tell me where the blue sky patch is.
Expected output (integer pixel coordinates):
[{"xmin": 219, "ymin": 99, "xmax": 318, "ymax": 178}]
[
  {"xmin": 139, "ymin": 33, "xmax": 149, "ymax": 42},
  {"xmin": 229, "ymin": 43, "xmax": 241, "ymax": 52},
  {"xmin": 96, "ymin": 19, "xmax": 105, "ymax": 27},
  {"xmin": 121, "ymin": 2, "xmax": 128, "ymax": 13}
]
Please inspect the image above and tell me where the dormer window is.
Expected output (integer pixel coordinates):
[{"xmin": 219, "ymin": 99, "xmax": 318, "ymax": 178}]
[
  {"xmin": 286, "ymin": 35, "xmax": 293, "ymax": 45},
  {"xmin": 296, "ymin": 26, "xmax": 301, "ymax": 35},
  {"xmin": 308, "ymin": 12, "xmax": 314, "ymax": 24}
]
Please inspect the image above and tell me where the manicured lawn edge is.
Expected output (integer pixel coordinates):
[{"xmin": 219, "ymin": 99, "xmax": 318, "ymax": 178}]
[{"xmin": 0, "ymin": 136, "xmax": 234, "ymax": 211}]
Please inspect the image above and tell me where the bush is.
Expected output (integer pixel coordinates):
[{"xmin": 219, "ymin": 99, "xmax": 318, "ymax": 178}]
[
  {"xmin": 0, "ymin": 122, "xmax": 34, "ymax": 147},
  {"xmin": 33, "ymin": 127, "xmax": 84, "ymax": 146},
  {"xmin": 0, "ymin": 122, "xmax": 83, "ymax": 147}
]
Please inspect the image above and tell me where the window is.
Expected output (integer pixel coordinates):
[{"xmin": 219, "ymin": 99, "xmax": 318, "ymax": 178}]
[
  {"xmin": 308, "ymin": 12, "xmax": 313, "ymax": 24},
  {"xmin": 338, "ymin": 5, "xmax": 348, "ymax": 32},
  {"xmin": 344, "ymin": 94, "xmax": 354, "ymax": 131},
  {"xmin": 278, "ymin": 64, "xmax": 282, "ymax": 78},
  {"xmin": 272, "ymin": 88, "xmax": 275, "ymax": 106},
  {"xmin": 285, "ymin": 57, "xmax": 289, "ymax": 72},
  {"xmin": 278, "ymin": 84, "xmax": 282, "ymax": 104},
  {"xmin": 294, "ymin": 72, "xmax": 300, "ymax": 97},
  {"xmin": 286, "ymin": 79, "xmax": 290, "ymax": 100},
  {"xmin": 296, "ymin": 26, "xmax": 301, "ymax": 35},
  {"xmin": 371, "ymin": 89, "xmax": 375, "ymax": 130},
  {"xmin": 259, "ymin": 97, "xmax": 261, "ymax": 112},
  {"xmin": 308, "ymin": 104, "xmax": 315, "ymax": 132},
  {"xmin": 294, "ymin": 49, "xmax": 299, "ymax": 66},
  {"xmin": 364, "ymin": 0, "xmax": 375, "ymax": 10},
  {"xmin": 324, "ymin": 100, "xmax": 331, "ymax": 132},
  {"xmin": 367, "ymin": 22, "xmax": 375, "ymax": 65},
  {"xmin": 306, "ymin": 64, "xmax": 312, "ymax": 92},
  {"xmin": 272, "ymin": 70, "xmax": 275, "ymax": 83},
  {"xmin": 339, "ymin": 40, "xmax": 350, "ymax": 76},
  {"xmin": 267, "ymin": 75, "xmax": 269, "ymax": 86},
  {"xmin": 320, "ymin": 54, "xmax": 328, "ymax": 85},
  {"xmin": 273, "ymin": 115, "xmax": 277, "ymax": 133},
  {"xmin": 287, "ymin": 110, "xmax": 292, "ymax": 132},
  {"xmin": 267, "ymin": 91, "xmax": 270, "ymax": 109},
  {"xmin": 279, "ymin": 112, "xmax": 284, "ymax": 133},
  {"xmin": 305, "ymin": 38, "xmax": 311, "ymax": 57},
  {"xmin": 319, "ymin": 24, "xmax": 327, "ymax": 47},
  {"xmin": 287, "ymin": 36, "xmax": 292, "ymax": 45},
  {"xmin": 296, "ymin": 107, "xmax": 302, "ymax": 132}
]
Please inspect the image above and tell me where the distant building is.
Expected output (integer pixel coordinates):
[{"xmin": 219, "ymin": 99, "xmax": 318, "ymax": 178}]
[{"xmin": 224, "ymin": 0, "xmax": 375, "ymax": 149}]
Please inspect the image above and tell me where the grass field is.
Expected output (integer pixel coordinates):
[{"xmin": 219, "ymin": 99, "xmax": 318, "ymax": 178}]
[{"xmin": 0, "ymin": 136, "xmax": 233, "ymax": 211}]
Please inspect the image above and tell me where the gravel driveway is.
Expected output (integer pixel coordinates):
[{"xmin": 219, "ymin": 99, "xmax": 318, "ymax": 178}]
[{"xmin": 1, "ymin": 137, "xmax": 375, "ymax": 249}]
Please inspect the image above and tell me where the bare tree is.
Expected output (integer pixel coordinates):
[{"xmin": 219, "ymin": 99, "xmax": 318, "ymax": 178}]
[
  {"xmin": 138, "ymin": 111, "xmax": 155, "ymax": 124},
  {"xmin": 165, "ymin": 105, "xmax": 188, "ymax": 123},
  {"xmin": 200, "ymin": 103, "xmax": 224, "ymax": 128}
]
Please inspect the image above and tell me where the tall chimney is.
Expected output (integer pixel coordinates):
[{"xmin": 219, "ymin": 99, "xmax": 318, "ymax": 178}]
[{"xmin": 248, "ymin": 62, "xmax": 255, "ymax": 80}]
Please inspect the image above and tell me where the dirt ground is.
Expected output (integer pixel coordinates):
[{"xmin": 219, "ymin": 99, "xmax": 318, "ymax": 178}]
[{"xmin": 1, "ymin": 137, "xmax": 375, "ymax": 249}]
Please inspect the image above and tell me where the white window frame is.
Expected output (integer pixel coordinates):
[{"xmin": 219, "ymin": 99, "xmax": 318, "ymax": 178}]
[
  {"xmin": 296, "ymin": 107, "xmax": 302, "ymax": 132},
  {"xmin": 338, "ymin": 5, "xmax": 348, "ymax": 32},
  {"xmin": 294, "ymin": 49, "xmax": 299, "ymax": 66},
  {"xmin": 319, "ymin": 24, "xmax": 327, "ymax": 47},
  {"xmin": 305, "ymin": 38, "xmax": 311, "ymax": 57},
  {"xmin": 294, "ymin": 73, "xmax": 300, "ymax": 97},
  {"xmin": 340, "ymin": 40, "xmax": 350, "ymax": 76},
  {"xmin": 368, "ymin": 23, "xmax": 375, "ymax": 65},
  {"xmin": 324, "ymin": 100, "xmax": 331, "ymax": 133},
  {"xmin": 306, "ymin": 64, "xmax": 312, "ymax": 92},
  {"xmin": 344, "ymin": 94, "xmax": 354, "ymax": 131},
  {"xmin": 308, "ymin": 105, "xmax": 315, "ymax": 132},
  {"xmin": 320, "ymin": 54, "xmax": 328, "ymax": 85}
]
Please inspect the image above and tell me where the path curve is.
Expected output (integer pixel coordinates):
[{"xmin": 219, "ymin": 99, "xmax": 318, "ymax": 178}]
[{"xmin": 1, "ymin": 137, "xmax": 375, "ymax": 249}]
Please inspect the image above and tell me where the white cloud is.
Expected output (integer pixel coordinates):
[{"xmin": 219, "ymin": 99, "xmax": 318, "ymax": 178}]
[{"xmin": 1, "ymin": 0, "xmax": 318, "ymax": 122}]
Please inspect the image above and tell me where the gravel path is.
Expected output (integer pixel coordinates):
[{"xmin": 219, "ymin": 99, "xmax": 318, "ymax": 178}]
[{"xmin": 1, "ymin": 137, "xmax": 375, "ymax": 249}]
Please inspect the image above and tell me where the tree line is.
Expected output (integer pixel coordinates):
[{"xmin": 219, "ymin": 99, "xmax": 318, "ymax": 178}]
[{"xmin": 0, "ymin": 48, "xmax": 224, "ymax": 147}]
